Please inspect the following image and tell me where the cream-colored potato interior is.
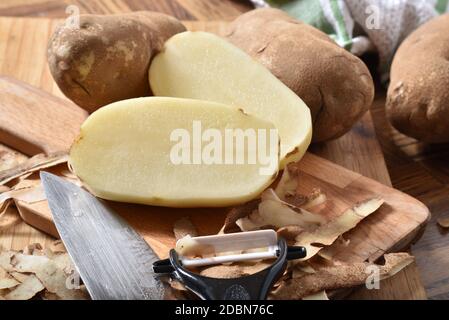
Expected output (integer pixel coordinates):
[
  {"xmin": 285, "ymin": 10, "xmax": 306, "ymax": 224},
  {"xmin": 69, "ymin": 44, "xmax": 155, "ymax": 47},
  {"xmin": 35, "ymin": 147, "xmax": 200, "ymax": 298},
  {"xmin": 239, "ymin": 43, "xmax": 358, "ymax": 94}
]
[
  {"xmin": 149, "ymin": 31, "xmax": 312, "ymax": 168},
  {"xmin": 69, "ymin": 97, "xmax": 279, "ymax": 207}
]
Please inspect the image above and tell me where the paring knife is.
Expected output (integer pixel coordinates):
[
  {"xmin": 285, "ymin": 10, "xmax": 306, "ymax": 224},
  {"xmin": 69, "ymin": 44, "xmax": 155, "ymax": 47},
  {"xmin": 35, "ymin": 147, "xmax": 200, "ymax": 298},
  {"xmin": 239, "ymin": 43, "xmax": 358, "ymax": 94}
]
[{"xmin": 40, "ymin": 172, "xmax": 166, "ymax": 300}]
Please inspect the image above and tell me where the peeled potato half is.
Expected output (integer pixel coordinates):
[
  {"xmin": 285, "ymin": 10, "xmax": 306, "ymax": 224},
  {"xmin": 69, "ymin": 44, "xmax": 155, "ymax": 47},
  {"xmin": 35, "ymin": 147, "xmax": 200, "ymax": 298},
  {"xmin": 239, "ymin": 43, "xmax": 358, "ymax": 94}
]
[
  {"xmin": 149, "ymin": 31, "xmax": 312, "ymax": 168},
  {"xmin": 69, "ymin": 97, "xmax": 279, "ymax": 207}
]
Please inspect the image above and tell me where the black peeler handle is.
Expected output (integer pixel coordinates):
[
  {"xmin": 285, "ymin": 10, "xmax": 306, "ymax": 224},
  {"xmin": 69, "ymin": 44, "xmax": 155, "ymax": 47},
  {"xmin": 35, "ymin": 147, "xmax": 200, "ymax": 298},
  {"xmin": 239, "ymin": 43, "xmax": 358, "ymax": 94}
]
[
  {"xmin": 153, "ymin": 244, "xmax": 306, "ymax": 274},
  {"xmin": 154, "ymin": 239, "xmax": 306, "ymax": 300}
]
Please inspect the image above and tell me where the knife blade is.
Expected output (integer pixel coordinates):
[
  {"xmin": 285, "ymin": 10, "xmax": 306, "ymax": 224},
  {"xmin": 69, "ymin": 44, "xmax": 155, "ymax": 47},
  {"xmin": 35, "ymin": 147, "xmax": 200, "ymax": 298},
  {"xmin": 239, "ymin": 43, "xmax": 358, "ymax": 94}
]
[{"xmin": 40, "ymin": 172, "xmax": 166, "ymax": 300}]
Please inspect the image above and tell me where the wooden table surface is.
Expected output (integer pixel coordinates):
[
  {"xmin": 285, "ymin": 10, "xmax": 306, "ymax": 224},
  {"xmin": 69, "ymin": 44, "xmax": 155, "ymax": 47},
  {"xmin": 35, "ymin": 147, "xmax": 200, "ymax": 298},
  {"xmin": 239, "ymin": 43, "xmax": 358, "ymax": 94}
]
[{"xmin": 0, "ymin": 0, "xmax": 448, "ymax": 300}]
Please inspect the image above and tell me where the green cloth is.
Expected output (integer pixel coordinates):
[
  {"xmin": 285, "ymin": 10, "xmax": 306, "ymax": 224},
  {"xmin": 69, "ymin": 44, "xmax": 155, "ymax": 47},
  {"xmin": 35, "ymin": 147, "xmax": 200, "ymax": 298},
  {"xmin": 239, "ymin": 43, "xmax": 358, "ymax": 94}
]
[{"xmin": 258, "ymin": 0, "xmax": 449, "ymax": 72}]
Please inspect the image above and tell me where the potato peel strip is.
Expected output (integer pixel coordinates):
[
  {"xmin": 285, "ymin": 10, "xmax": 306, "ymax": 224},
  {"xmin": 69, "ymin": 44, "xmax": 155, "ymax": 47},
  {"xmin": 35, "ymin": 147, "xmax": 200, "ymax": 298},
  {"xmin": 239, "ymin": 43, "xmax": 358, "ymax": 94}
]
[{"xmin": 295, "ymin": 197, "xmax": 384, "ymax": 260}]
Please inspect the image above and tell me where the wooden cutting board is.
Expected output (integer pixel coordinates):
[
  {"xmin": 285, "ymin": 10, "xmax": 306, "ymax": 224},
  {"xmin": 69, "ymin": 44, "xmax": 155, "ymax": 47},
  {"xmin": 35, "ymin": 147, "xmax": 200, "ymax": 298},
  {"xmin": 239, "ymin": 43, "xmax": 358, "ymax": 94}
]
[
  {"xmin": 0, "ymin": 16, "xmax": 430, "ymax": 298},
  {"xmin": 15, "ymin": 153, "xmax": 430, "ymax": 262}
]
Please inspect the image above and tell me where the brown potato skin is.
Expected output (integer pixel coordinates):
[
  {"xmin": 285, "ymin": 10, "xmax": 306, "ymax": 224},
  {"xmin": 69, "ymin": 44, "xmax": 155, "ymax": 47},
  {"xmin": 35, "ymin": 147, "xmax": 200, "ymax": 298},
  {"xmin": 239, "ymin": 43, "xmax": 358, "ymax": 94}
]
[
  {"xmin": 226, "ymin": 8, "xmax": 374, "ymax": 142},
  {"xmin": 48, "ymin": 11, "xmax": 186, "ymax": 113},
  {"xmin": 387, "ymin": 14, "xmax": 449, "ymax": 143}
]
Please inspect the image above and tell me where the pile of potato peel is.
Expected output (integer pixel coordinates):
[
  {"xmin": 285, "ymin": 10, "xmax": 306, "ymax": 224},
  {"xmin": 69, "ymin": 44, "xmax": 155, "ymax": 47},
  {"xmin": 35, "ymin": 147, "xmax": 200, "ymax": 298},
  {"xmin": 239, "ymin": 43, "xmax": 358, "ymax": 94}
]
[
  {"xmin": 0, "ymin": 154, "xmax": 89, "ymax": 300},
  {"xmin": 0, "ymin": 241, "xmax": 89, "ymax": 300}
]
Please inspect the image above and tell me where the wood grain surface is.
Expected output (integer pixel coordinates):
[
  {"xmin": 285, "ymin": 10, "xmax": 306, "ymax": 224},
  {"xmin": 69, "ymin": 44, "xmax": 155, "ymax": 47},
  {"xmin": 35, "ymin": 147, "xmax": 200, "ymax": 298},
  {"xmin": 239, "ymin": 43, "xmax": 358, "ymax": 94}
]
[
  {"xmin": 0, "ymin": 0, "xmax": 252, "ymax": 19},
  {"xmin": 371, "ymin": 95, "xmax": 449, "ymax": 299},
  {"xmin": 0, "ymin": 76, "xmax": 88, "ymax": 155},
  {"xmin": 0, "ymin": 0, "xmax": 444, "ymax": 299}
]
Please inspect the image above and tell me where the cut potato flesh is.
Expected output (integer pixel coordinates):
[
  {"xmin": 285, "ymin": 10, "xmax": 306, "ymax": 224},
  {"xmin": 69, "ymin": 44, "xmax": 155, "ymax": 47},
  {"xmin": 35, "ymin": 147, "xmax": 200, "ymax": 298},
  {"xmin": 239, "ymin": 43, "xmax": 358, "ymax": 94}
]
[
  {"xmin": 149, "ymin": 31, "xmax": 312, "ymax": 168},
  {"xmin": 69, "ymin": 97, "xmax": 279, "ymax": 207}
]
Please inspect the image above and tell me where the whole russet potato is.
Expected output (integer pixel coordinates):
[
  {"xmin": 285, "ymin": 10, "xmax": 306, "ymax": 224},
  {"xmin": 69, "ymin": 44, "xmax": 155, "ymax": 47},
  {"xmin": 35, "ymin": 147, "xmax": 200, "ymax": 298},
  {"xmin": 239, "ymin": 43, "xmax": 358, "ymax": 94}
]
[
  {"xmin": 48, "ymin": 11, "xmax": 186, "ymax": 113},
  {"xmin": 226, "ymin": 8, "xmax": 375, "ymax": 142},
  {"xmin": 387, "ymin": 14, "xmax": 449, "ymax": 143}
]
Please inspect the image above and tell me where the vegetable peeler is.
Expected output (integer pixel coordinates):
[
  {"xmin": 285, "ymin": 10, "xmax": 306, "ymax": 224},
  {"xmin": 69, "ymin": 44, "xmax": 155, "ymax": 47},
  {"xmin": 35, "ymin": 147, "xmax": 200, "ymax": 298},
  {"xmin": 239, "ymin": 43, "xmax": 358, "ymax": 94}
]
[{"xmin": 153, "ymin": 230, "xmax": 306, "ymax": 300}]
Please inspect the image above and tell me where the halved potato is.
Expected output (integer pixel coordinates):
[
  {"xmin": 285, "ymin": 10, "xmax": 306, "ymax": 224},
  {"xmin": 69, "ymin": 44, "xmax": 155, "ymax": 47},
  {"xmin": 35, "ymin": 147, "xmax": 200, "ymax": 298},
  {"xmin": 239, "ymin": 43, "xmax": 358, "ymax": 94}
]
[
  {"xmin": 149, "ymin": 31, "xmax": 312, "ymax": 168},
  {"xmin": 69, "ymin": 97, "xmax": 279, "ymax": 207}
]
